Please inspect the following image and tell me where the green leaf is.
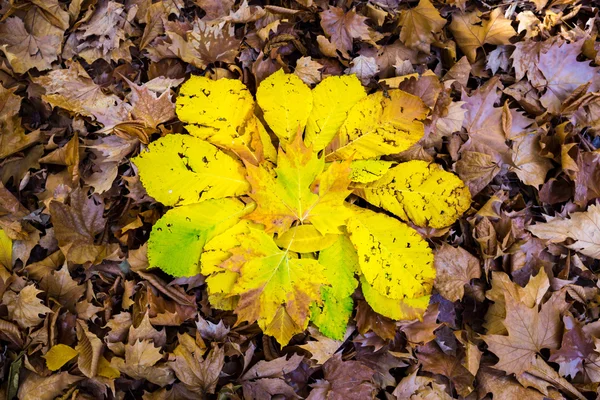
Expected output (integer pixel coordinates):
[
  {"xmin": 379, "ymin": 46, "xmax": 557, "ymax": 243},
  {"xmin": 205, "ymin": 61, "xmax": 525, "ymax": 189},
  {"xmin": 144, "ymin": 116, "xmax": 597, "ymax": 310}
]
[
  {"xmin": 133, "ymin": 134, "xmax": 249, "ymax": 207},
  {"xmin": 311, "ymin": 234, "xmax": 359, "ymax": 340},
  {"xmin": 148, "ymin": 198, "xmax": 253, "ymax": 277}
]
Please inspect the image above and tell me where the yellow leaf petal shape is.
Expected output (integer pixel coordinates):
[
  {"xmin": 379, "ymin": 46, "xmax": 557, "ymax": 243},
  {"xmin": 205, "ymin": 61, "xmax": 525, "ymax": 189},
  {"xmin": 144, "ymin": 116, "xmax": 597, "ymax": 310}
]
[
  {"xmin": 349, "ymin": 160, "xmax": 395, "ymax": 183},
  {"xmin": 226, "ymin": 228, "xmax": 328, "ymax": 345},
  {"xmin": 357, "ymin": 160, "xmax": 471, "ymax": 228},
  {"xmin": 44, "ymin": 344, "xmax": 79, "ymax": 371},
  {"xmin": 347, "ymin": 207, "xmax": 434, "ymax": 301},
  {"xmin": 148, "ymin": 198, "xmax": 253, "ymax": 277},
  {"xmin": 310, "ymin": 233, "xmax": 359, "ymax": 339},
  {"xmin": 325, "ymin": 90, "xmax": 429, "ymax": 161},
  {"xmin": 245, "ymin": 134, "xmax": 352, "ymax": 236},
  {"xmin": 360, "ymin": 276, "xmax": 430, "ymax": 320},
  {"xmin": 305, "ymin": 75, "xmax": 366, "ymax": 151},
  {"xmin": 256, "ymin": 70, "xmax": 313, "ymax": 142},
  {"xmin": 274, "ymin": 225, "xmax": 339, "ymax": 253},
  {"xmin": 133, "ymin": 134, "xmax": 249, "ymax": 207},
  {"xmin": 0, "ymin": 228, "xmax": 12, "ymax": 271}
]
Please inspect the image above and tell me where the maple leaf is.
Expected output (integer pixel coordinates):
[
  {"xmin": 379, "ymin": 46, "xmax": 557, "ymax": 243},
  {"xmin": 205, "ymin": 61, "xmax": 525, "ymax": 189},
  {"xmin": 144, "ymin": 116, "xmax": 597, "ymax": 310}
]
[
  {"xmin": 113, "ymin": 339, "xmax": 175, "ymax": 386},
  {"xmin": 39, "ymin": 263, "xmax": 85, "ymax": 310},
  {"xmin": 3, "ymin": 285, "xmax": 51, "ymax": 329},
  {"xmin": 345, "ymin": 55, "xmax": 379, "ymax": 85},
  {"xmin": 417, "ymin": 341, "xmax": 475, "ymax": 397},
  {"xmin": 319, "ymin": 7, "xmax": 371, "ymax": 58},
  {"xmin": 299, "ymin": 326, "xmax": 352, "ymax": 365},
  {"xmin": 245, "ymin": 134, "xmax": 352, "ymax": 236},
  {"xmin": 511, "ymin": 132, "xmax": 553, "ymax": 188},
  {"xmin": 549, "ymin": 316, "xmax": 595, "ymax": 378},
  {"xmin": 240, "ymin": 352, "xmax": 304, "ymax": 399},
  {"xmin": 356, "ymin": 160, "xmax": 471, "ymax": 229},
  {"xmin": 434, "ymin": 244, "xmax": 481, "ymax": 302},
  {"xmin": 307, "ymin": 354, "xmax": 376, "ymax": 399},
  {"xmin": 124, "ymin": 78, "xmax": 176, "ymax": 129},
  {"xmin": 484, "ymin": 291, "xmax": 568, "ymax": 375},
  {"xmin": 477, "ymin": 367, "xmax": 547, "ymax": 400},
  {"xmin": 226, "ymin": 228, "xmax": 329, "ymax": 345},
  {"xmin": 170, "ymin": 334, "xmax": 224, "ymax": 394},
  {"xmin": 32, "ymin": 62, "xmax": 131, "ymax": 129},
  {"xmin": 449, "ymin": 8, "xmax": 516, "ymax": 63},
  {"xmin": 398, "ymin": 0, "xmax": 446, "ymax": 53},
  {"xmin": 0, "ymin": 17, "xmax": 61, "ymax": 74},
  {"xmin": 528, "ymin": 204, "xmax": 600, "ymax": 259},
  {"xmin": 195, "ymin": 0, "xmax": 235, "ymax": 20},
  {"xmin": 294, "ymin": 56, "xmax": 324, "ymax": 85},
  {"xmin": 325, "ymin": 89, "xmax": 429, "ymax": 161}
]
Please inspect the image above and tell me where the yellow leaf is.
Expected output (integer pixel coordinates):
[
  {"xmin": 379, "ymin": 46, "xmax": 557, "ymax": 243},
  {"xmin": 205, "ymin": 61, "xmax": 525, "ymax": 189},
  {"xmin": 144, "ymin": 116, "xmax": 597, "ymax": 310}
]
[
  {"xmin": 305, "ymin": 75, "xmax": 366, "ymax": 151},
  {"xmin": 44, "ymin": 344, "xmax": 79, "ymax": 371},
  {"xmin": 361, "ymin": 276, "xmax": 431, "ymax": 320},
  {"xmin": 227, "ymin": 228, "xmax": 328, "ymax": 345},
  {"xmin": 132, "ymin": 134, "xmax": 249, "ymax": 207},
  {"xmin": 245, "ymin": 134, "xmax": 352, "ymax": 236},
  {"xmin": 97, "ymin": 356, "xmax": 120, "ymax": 379},
  {"xmin": 349, "ymin": 160, "xmax": 395, "ymax": 183},
  {"xmin": 256, "ymin": 70, "xmax": 313, "ymax": 142},
  {"xmin": 449, "ymin": 8, "xmax": 517, "ymax": 63},
  {"xmin": 274, "ymin": 225, "xmax": 339, "ymax": 253},
  {"xmin": 347, "ymin": 207, "xmax": 435, "ymax": 301},
  {"xmin": 0, "ymin": 228, "xmax": 12, "ymax": 271},
  {"xmin": 357, "ymin": 160, "xmax": 471, "ymax": 229},
  {"xmin": 399, "ymin": 0, "xmax": 446, "ymax": 53},
  {"xmin": 325, "ymin": 90, "xmax": 428, "ymax": 161}
]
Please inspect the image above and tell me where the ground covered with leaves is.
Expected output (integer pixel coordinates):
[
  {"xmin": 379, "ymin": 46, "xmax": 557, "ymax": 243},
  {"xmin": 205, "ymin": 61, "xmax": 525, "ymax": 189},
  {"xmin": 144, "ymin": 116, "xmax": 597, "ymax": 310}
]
[{"xmin": 0, "ymin": 0, "xmax": 599, "ymax": 399}]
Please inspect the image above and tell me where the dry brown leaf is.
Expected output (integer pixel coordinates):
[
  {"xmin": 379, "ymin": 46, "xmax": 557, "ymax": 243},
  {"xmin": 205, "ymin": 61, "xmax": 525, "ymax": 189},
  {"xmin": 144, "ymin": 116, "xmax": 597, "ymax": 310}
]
[
  {"xmin": 477, "ymin": 367, "xmax": 546, "ymax": 400},
  {"xmin": 125, "ymin": 78, "xmax": 176, "ymax": 129},
  {"xmin": 170, "ymin": 334, "xmax": 224, "ymax": 394},
  {"xmin": 113, "ymin": 339, "xmax": 175, "ymax": 386},
  {"xmin": 75, "ymin": 320, "xmax": 103, "ymax": 378},
  {"xmin": 417, "ymin": 341, "xmax": 475, "ymax": 397},
  {"xmin": 39, "ymin": 263, "xmax": 85, "ymax": 310},
  {"xmin": 434, "ymin": 244, "xmax": 481, "ymax": 302},
  {"xmin": 17, "ymin": 371, "xmax": 82, "ymax": 400},
  {"xmin": 307, "ymin": 353, "xmax": 376, "ymax": 400},
  {"xmin": 3, "ymin": 285, "xmax": 51, "ymax": 329},
  {"xmin": 195, "ymin": 0, "xmax": 235, "ymax": 20},
  {"xmin": 449, "ymin": 8, "xmax": 516, "ymax": 63},
  {"xmin": 320, "ymin": 7, "xmax": 371, "ymax": 58},
  {"xmin": 0, "ymin": 84, "xmax": 42, "ymax": 159},
  {"xmin": 240, "ymin": 353, "xmax": 304, "ymax": 399},
  {"xmin": 398, "ymin": 0, "xmax": 446, "ymax": 53},
  {"xmin": 510, "ymin": 132, "xmax": 553, "ymax": 188},
  {"xmin": 294, "ymin": 56, "xmax": 323, "ymax": 85},
  {"xmin": 299, "ymin": 326, "xmax": 351, "ymax": 365},
  {"xmin": 129, "ymin": 312, "xmax": 167, "ymax": 347}
]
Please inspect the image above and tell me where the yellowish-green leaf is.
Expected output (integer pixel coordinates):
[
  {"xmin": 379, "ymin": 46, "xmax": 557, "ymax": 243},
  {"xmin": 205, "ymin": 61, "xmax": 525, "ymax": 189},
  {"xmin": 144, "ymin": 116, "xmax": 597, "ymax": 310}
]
[
  {"xmin": 349, "ymin": 160, "xmax": 395, "ymax": 183},
  {"xmin": 226, "ymin": 228, "xmax": 328, "ymax": 345},
  {"xmin": 245, "ymin": 134, "xmax": 352, "ymax": 236},
  {"xmin": 347, "ymin": 207, "xmax": 435, "ymax": 300},
  {"xmin": 201, "ymin": 220, "xmax": 257, "ymax": 311},
  {"xmin": 256, "ymin": 70, "xmax": 313, "ymax": 142},
  {"xmin": 148, "ymin": 198, "xmax": 253, "ymax": 277},
  {"xmin": 133, "ymin": 134, "xmax": 249, "ymax": 207},
  {"xmin": 0, "ymin": 228, "xmax": 12, "ymax": 271},
  {"xmin": 325, "ymin": 90, "xmax": 428, "ymax": 161},
  {"xmin": 274, "ymin": 225, "xmax": 339, "ymax": 253},
  {"xmin": 176, "ymin": 75, "xmax": 254, "ymax": 138},
  {"xmin": 44, "ymin": 344, "xmax": 79, "ymax": 371},
  {"xmin": 357, "ymin": 160, "xmax": 471, "ymax": 228},
  {"xmin": 360, "ymin": 276, "xmax": 431, "ymax": 320},
  {"xmin": 311, "ymin": 234, "xmax": 359, "ymax": 339},
  {"xmin": 305, "ymin": 75, "xmax": 367, "ymax": 151}
]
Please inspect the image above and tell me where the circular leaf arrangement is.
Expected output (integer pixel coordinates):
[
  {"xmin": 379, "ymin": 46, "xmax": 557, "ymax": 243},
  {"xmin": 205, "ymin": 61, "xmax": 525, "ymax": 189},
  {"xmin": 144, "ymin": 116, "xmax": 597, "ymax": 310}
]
[{"xmin": 133, "ymin": 71, "xmax": 472, "ymax": 345}]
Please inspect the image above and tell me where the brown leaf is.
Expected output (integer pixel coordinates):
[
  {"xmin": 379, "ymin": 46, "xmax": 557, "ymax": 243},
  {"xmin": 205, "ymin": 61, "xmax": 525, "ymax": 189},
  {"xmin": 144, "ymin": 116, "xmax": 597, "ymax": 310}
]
[
  {"xmin": 294, "ymin": 56, "xmax": 324, "ymax": 85},
  {"xmin": 510, "ymin": 132, "xmax": 553, "ymax": 188},
  {"xmin": 484, "ymin": 291, "xmax": 568, "ymax": 375},
  {"xmin": 0, "ymin": 84, "xmax": 42, "ymax": 159},
  {"xmin": 195, "ymin": 0, "xmax": 235, "ymax": 20},
  {"xmin": 398, "ymin": 0, "xmax": 446, "ymax": 53},
  {"xmin": 49, "ymin": 188, "xmax": 119, "ymax": 264},
  {"xmin": 434, "ymin": 244, "xmax": 481, "ymax": 302},
  {"xmin": 170, "ymin": 334, "xmax": 224, "ymax": 394},
  {"xmin": 113, "ymin": 339, "xmax": 175, "ymax": 386},
  {"xmin": 455, "ymin": 151, "xmax": 502, "ymax": 196},
  {"xmin": 549, "ymin": 316, "xmax": 595, "ymax": 378},
  {"xmin": 574, "ymin": 151, "xmax": 600, "ymax": 206},
  {"xmin": 32, "ymin": 62, "xmax": 131, "ymax": 129},
  {"xmin": 2, "ymin": 285, "xmax": 51, "ymax": 329},
  {"xmin": 307, "ymin": 354, "xmax": 376, "ymax": 400},
  {"xmin": 354, "ymin": 300, "xmax": 397, "ymax": 340},
  {"xmin": 125, "ymin": 78, "xmax": 176, "ymax": 129},
  {"xmin": 477, "ymin": 367, "xmax": 546, "ymax": 400},
  {"xmin": 240, "ymin": 353, "xmax": 303, "ymax": 398},
  {"xmin": 299, "ymin": 326, "xmax": 349, "ymax": 365},
  {"xmin": 18, "ymin": 371, "xmax": 82, "ymax": 400},
  {"xmin": 75, "ymin": 320, "xmax": 103, "ymax": 378},
  {"xmin": 320, "ymin": 7, "xmax": 371, "ymax": 58},
  {"xmin": 449, "ymin": 8, "xmax": 516, "ymax": 63},
  {"xmin": 39, "ymin": 263, "xmax": 85, "ymax": 310},
  {"xmin": 129, "ymin": 312, "xmax": 167, "ymax": 348},
  {"xmin": 417, "ymin": 341, "xmax": 475, "ymax": 397}
]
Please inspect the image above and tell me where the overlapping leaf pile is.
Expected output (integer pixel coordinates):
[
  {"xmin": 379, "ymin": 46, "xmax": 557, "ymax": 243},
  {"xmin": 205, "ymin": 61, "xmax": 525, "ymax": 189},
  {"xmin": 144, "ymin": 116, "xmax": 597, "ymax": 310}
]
[{"xmin": 133, "ymin": 72, "xmax": 471, "ymax": 344}]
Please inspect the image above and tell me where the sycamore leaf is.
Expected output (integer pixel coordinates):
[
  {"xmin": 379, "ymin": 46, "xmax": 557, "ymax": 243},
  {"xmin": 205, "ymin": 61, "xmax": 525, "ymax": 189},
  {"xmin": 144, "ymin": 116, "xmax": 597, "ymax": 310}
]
[
  {"xmin": 148, "ymin": 198, "xmax": 252, "ymax": 277},
  {"xmin": 399, "ymin": 0, "xmax": 446, "ymax": 53},
  {"xmin": 310, "ymin": 234, "xmax": 359, "ymax": 339},
  {"xmin": 307, "ymin": 354, "xmax": 376, "ymax": 400},
  {"xmin": 245, "ymin": 134, "xmax": 352, "ymax": 236},
  {"xmin": 3, "ymin": 285, "xmax": 52, "ymax": 329},
  {"xmin": 528, "ymin": 204, "xmax": 600, "ymax": 259},
  {"xmin": 300, "ymin": 326, "xmax": 352, "ymax": 365},
  {"xmin": 44, "ymin": 344, "xmax": 79, "ymax": 371},
  {"xmin": 133, "ymin": 134, "xmax": 249, "ymax": 207},
  {"xmin": 347, "ymin": 207, "xmax": 434, "ymax": 319},
  {"xmin": 449, "ymin": 8, "xmax": 516, "ymax": 63},
  {"xmin": 171, "ymin": 334, "xmax": 224, "ymax": 394},
  {"xmin": 357, "ymin": 160, "xmax": 471, "ymax": 229},
  {"xmin": 319, "ymin": 7, "xmax": 371, "ymax": 58},
  {"xmin": 325, "ymin": 90, "xmax": 428, "ymax": 161},
  {"xmin": 40, "ymin": 264, "xmax": 85, "ymax": 310},
  {"xmin": 175, "ymin": 76, "xmax": 275, "ymax": 164},
  {"xmin": 256, "ymin": 69, "xmax": 313, "ymax": 142},
  {"xmin": 226, "ymin": 228, "xmax": 328, "ymax": 345},
  {"xmin": 113, "ymin": 339, "xmax": 175, "ymax": 386},
  {"xmin": 274, "ymin": 225, "xmax": 339, "ymax": 253},
  {"xmin": 434, "ymin": 244, "xmax": 481, "ymax": 302},
  {"xmin": 305, "ymin": 75, "xmax": 367, "ymax": 151},
  {"xmin": 295, "ymin": 56, "xmax": 324, "ymax": 85},
  {"xmin": 349, "ymin": 160, "xmax": 395, "ymax": 183}
]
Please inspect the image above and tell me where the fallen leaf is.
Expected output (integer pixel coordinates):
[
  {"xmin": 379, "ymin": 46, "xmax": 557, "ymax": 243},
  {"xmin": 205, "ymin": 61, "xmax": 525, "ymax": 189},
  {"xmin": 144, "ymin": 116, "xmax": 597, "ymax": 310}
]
[
  {"xmin": 307, "ymin": 354, "xmax": 376, "ymax": 399},
  {"xmin": 320, "ymin": 7, "xmax": 371, "ymax": 58},
  {"xmin": 3, "ymin": 285, "xmax": 52, "ymax": 329},
  {"xmin": 17, "ymin": 372, "xmax": 82, "ymax": 400},
  {"xmin": 170, "ymin": 334, "xmax": 224, "ymax": 394},
  {"xmin": 434, "ymin": 244, "xmax": 481, "ymax": 301},
  {"xmin": 113, "ymin": 339, "xmax": 175, "ymax": 386},
  {"xmin": 44, "ymin": 344, "xmax": 79, "ymax": 371},
  {"xmin": 398, "ymin": 0, "xmax": 446, "ymax": 53}
]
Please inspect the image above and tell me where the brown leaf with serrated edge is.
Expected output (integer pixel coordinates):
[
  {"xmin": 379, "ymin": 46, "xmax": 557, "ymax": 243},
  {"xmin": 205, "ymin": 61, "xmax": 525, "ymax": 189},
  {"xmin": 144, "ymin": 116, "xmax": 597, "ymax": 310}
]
[
  {"xmin": 477, "ymin": 367, "xmax": 546, "ymax": 400},
  {"xmin": 0, "ymin": 84, "xmax": 42, "ymax": 159},
  {"xmin": 417, "ymin": 341, "xmax": 475, "ymax": 397},
  {"xmin": 320, "ymin": 7, "xmax": 371, "ymax": 58},
  {"xmin": 549, "ymin": 316, "xmax": 595, "ymax": 378},
  {"xmin": 434, "ymin": 244, "xmax": 481, "ymax": 302},
  {"xmin": 307, "ymin": 354, "xmax": 376, "ymax": 400},
  {"xmin": 170, "ymin": 334, "xmax": 224, "ymax": 394},
  {"xmin": 2, "ymin": 285, "xmax": 51, "ymax": 329},
  {"xmin": 241, "ymin": 353, "xmax": 304, "ymax": 399},
  {"xmin": 124, "ymin": 78, "xmax": 176, "ymax": 129},
  {"xmin": 129, "ymin": 312, "xmax": 167, "ymax": 348},
  {"xmin": 17, "ymin": 371, "xmax": 82, "ymax": 400},
  {"xmin": 398, "ymin": 0, "xmax": 446, "ymax": 53},
  {"xmin": 40, "ymin": 263, "xmax": 85, "ymax": 310},
  {"xmin": 113, "ymin": 339, "xmax": 175, "ymax": 386}
]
